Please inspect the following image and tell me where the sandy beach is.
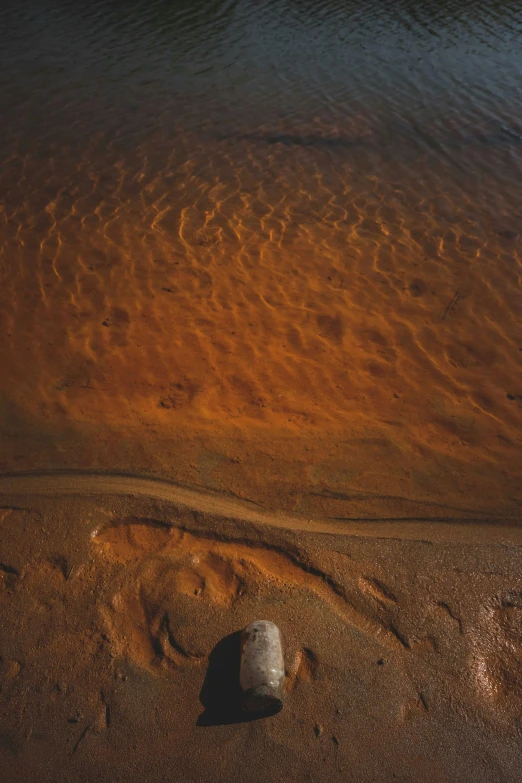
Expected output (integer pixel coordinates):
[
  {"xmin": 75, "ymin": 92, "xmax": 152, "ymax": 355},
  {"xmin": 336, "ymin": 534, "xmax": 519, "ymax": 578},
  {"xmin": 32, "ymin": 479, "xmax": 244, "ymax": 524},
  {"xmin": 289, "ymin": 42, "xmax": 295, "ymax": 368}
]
[
  {"xmin": 1, "ymin": 475, "xmax": 522, "ymax": 782},
  {"xmin": 2, "ymin": 1, "xmax": 522, "ymax": 779}
]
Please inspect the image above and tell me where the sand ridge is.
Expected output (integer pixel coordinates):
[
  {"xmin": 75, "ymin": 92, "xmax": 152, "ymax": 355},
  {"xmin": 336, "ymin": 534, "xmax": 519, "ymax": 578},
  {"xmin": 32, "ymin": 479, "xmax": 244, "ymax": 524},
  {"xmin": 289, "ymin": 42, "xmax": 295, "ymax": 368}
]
[
  {"xmin": 1, "ymin": 490, "xmax": 522, "ymax": 781},
  {"xmin": 0, "ymin": 470, "xmax": 521, "ymax": 544},
  {"xmin": 93, "ymin": 519, "xmax": 408, "ymax": 669}
]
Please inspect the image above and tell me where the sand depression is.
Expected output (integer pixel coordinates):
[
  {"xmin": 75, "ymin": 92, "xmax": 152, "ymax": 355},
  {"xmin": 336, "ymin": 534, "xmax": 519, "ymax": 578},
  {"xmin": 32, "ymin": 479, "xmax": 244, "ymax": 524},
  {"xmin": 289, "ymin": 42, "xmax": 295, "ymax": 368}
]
[{"xmin": 0, "ymin": 473, "xmax": 522, "ymax": 781}]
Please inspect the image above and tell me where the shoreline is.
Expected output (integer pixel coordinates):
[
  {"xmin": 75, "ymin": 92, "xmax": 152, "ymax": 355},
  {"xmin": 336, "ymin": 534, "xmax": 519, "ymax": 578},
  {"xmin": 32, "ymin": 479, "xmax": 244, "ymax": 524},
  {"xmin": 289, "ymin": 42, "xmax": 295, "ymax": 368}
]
[{"xmin": 0, "ymin": 468, "xmax": 521, "ymax": 545}]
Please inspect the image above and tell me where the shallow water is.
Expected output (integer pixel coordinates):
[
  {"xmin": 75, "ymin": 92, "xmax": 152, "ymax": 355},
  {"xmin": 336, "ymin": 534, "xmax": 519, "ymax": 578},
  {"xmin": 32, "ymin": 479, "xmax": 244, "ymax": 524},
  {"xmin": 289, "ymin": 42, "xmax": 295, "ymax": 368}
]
[{"xmin": 1, "ymin": 0, "xmax": 522, "ymax": 518}]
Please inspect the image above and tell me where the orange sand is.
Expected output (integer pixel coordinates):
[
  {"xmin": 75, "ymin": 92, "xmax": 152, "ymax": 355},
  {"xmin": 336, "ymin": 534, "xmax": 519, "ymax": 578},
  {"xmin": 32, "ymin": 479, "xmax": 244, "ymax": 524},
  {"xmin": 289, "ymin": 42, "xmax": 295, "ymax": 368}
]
[
  {"xmin": 1, "ymin": 137, "xmax": 522, "ymax": 517},
  {"xmin": 1, "ymin": 488, "xmax": 522, "ymax": 782},
  {"xmin": 2, "ymin": 8, "xmax": 522, "ymax": 781}
]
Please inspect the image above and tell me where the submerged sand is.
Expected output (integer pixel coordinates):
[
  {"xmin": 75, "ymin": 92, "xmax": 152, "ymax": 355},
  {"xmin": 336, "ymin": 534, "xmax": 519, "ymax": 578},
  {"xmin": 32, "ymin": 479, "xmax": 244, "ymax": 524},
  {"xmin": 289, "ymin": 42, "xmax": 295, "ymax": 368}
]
[
  {"xmin": 1, "ymin": 476, "xmax": 521, "ymax": 782},
  {"xmin": 2, "ymin": 116, "xmax": 522, "ymax": 520}
]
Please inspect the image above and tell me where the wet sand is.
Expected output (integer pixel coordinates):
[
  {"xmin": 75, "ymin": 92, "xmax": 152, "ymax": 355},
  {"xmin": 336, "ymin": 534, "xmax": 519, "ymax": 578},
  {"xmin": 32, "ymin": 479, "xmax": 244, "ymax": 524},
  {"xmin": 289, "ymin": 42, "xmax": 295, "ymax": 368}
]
[
  {"xmin": 3, "ymin": 119, "xmax": 522, "ymax": 519},
  {"xmin": 2, "ymin": 2, "xmax": 522, "ymax": 779},
  {"xmin": 1, "ymin": 478, "xmax": 522, "ymax": 782}
]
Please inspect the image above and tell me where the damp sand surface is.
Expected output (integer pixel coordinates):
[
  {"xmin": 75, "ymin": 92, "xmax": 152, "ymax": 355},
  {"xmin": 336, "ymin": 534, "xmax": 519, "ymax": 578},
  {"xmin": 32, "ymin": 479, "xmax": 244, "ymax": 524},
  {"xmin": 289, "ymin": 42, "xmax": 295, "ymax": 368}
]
[
  {"xmin": 1, "ymin": 2, "xmax": 522, "ymax": 778},
  {"xmin": 1, "ymin": 481, "xmax": 522, "ymax": 782}
]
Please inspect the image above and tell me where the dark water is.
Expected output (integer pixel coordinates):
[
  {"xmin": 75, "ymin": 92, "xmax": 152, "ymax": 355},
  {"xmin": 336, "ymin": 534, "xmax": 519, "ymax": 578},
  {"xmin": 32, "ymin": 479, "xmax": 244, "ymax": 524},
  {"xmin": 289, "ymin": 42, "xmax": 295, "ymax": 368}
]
[
  {"xmin": 3, "ymin": 0, "xmax": 522, "ymax": 251},
  {"xmin": 3, "ymin": 1, "xmax": 522, "ymax": 157},
  {"xmin": 1, "ymin": 0, "xmax": 522, "ymax": 515}
]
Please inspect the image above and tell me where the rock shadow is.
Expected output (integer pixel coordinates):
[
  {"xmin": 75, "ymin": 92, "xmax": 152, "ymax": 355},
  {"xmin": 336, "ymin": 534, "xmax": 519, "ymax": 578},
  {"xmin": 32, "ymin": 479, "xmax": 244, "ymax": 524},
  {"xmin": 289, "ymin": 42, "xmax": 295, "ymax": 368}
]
[{"xmin": 197, "ymin": 631, "xmax": 268, "ymax": 726}]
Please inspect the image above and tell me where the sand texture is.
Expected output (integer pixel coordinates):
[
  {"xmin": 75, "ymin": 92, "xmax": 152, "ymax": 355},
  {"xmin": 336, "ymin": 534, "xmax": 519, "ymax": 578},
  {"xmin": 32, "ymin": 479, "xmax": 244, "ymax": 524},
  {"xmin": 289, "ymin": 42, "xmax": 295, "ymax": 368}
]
[
  {"xmin": 2, "ymin": 3, "xmax": 522, "ymax": 779},
  {"xmin": 2, "ymin": 121, "xmax": 522, "ymax": 519},
  {"xmin": 1, "ymin": 480, "xmax": 522, "ymax": 782}
]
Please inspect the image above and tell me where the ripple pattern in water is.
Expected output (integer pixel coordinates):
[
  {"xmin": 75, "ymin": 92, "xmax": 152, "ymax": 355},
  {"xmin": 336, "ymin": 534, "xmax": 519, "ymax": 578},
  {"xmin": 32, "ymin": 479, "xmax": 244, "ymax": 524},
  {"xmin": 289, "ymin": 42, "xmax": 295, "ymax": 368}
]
[{"xmin": 1, "ymin": 0, "xmax": 522, "ymax": 517}]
